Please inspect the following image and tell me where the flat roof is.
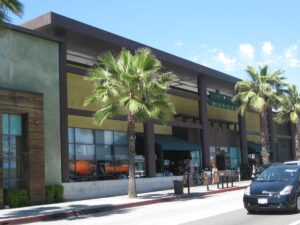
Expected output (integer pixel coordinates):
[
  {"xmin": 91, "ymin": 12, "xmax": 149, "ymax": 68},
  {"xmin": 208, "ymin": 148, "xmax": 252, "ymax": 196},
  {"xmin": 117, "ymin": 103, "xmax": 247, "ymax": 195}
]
[{"xmin": 22, "ymin": 12, "xmax": 240, "ymax": 84}]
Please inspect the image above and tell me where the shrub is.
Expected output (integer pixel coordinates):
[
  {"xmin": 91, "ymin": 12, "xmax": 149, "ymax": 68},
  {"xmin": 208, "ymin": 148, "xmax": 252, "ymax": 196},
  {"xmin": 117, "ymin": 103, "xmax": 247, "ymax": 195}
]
[
  {"xmin": 54, "ymin": 184, "xmax": 64, "ymax": 203},
  {"xmin": 18, "ymin": 189, "xmax": 30, "ymax": 206},
  {"xmin": 46, "ymin": 185, "xmax": 56, "ymax": 204},
  {"xmin": 4, "ymin": 188, "xmax": 30, "ymax": 208},
  {"xmin": 46, "ymin": 184, "xmax": 64, "ymax": 203}
]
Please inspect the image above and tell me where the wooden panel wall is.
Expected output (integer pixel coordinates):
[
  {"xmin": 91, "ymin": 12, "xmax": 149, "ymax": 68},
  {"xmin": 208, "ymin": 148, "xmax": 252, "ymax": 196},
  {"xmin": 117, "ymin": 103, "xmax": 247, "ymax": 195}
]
[{"xmin": 0, "ymin": 88, "xmax": 45, "ymax": 207}]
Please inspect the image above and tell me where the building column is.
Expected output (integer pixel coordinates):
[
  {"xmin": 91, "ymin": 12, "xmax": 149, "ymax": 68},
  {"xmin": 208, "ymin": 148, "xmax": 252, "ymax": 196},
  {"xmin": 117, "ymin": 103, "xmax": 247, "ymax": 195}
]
[
  {"xmin": 238, "ymin": 114, "xmax": 248, "ymax": 165},
  {"xmin": 267, "ymin": 108, "xmax": 275, "ymax": 161},
  {"xmin": 197, "ymin": 76, "xmax": 210, "ymax": 169},
  {"xmin": 54, "ymin": 29, "xmax": 69, "ymax": 183},
  {"xmin": 290, "ymin": 122, "xmax": 297, "ymax": 160},
  {"xmin": 144, "ymin": 120, "xmax": 156, "ymax": 177}
]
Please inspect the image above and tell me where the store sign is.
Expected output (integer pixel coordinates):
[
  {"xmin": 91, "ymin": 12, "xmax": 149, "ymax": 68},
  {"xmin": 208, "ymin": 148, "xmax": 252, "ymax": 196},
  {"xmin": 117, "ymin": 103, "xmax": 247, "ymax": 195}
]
[{"xmin": 208, "ymin": 90, "xmax": 238, "ymax": 110}]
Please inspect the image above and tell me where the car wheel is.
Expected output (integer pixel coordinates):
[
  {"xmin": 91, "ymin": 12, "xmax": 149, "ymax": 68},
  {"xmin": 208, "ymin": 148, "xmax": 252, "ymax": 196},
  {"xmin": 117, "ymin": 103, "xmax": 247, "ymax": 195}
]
[
  {"xmin": 247, "ymin": 209, "xmax": 256, "ymax": 214},
  {"xmin": 294, "ymin": 195, "xmax": 300, "ymax": 213}
]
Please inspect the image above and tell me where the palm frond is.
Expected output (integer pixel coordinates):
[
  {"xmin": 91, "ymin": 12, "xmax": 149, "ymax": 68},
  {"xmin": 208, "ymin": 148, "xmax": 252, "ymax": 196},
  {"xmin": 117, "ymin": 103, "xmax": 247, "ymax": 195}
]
[
  {"xmin": 245, "ymin": 66, "xmax": 259, "ymax": 83},
  {"xmin": 249, "ymin": 96, "xmax": 266, "ymax": 112},
  {"xmin": 85, "ymin": 47, "xmax": 177, "ymax": 125},
  {"xmin": 0, "ymin": 0, "xmax": 23, "ymax": 24}
]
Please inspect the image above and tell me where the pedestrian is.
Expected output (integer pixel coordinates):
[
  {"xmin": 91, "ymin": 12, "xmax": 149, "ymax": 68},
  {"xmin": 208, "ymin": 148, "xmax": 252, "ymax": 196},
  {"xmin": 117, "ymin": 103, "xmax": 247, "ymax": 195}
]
[{"xmin": 211, "ymin": 164, "xmax": 219, "ymax": 185}]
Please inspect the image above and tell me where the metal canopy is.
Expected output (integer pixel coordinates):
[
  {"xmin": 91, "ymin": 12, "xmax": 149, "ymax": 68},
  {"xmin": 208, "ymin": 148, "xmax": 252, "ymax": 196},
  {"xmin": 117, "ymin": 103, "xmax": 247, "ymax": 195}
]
[{"xmin": 154, "ymin": 135, "xmax": 200, "ymax": 152}]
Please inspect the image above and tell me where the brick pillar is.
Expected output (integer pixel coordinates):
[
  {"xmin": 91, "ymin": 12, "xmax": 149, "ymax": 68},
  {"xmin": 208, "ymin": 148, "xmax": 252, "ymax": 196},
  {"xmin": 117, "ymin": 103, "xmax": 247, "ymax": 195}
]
[{"xmin": 27, "ymin": 105, "xmax": 46, "ymax": 204}]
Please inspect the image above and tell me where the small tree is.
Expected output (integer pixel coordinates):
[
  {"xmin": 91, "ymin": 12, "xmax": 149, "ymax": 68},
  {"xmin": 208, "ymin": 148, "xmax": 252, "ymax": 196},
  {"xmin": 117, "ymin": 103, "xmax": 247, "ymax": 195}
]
[
  {"xmin": 0, "ymin": 0, "xmax": 23, "ymax": 28},
  {"xmin": 232, "ymin": 65, "xmax": 285, "ymax": 165},
  {"xmin": 85, "ymin": 48, "xmax": 177, "ymax": 198},
  {"xmin": 275, "ymin": 84, "xmax": 300, "ymax": 159}
]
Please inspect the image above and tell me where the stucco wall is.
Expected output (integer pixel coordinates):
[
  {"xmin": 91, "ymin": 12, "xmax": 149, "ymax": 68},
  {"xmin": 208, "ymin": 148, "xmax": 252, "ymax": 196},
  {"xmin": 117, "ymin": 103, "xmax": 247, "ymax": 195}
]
[
  {"xmin": 63, "ymin": 176, "xmax": 183, "ymax": 200},
  {"xmin": 0, "ymin": 29, "xmax": 61, "ymax": 184}
]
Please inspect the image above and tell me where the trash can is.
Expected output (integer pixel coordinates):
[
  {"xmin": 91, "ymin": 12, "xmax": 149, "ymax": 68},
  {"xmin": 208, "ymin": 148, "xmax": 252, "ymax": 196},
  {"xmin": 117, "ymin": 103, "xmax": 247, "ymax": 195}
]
[{"xmin": 173, "ymin": 180, "xmax": 184, "ymax": 194}]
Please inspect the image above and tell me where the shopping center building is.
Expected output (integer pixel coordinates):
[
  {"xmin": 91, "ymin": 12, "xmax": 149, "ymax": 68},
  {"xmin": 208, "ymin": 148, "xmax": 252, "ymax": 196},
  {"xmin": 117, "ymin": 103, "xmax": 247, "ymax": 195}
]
[{"xmin": 0, "ymin": 12, "xmax": 296, "ymax": 205}]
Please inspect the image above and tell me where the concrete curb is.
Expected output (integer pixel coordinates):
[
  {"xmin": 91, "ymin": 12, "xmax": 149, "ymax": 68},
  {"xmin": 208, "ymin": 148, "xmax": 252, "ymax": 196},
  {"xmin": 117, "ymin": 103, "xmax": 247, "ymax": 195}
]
[{"xmin": 0, "ymin": 186, "xmax": 247, "ymax": 225}]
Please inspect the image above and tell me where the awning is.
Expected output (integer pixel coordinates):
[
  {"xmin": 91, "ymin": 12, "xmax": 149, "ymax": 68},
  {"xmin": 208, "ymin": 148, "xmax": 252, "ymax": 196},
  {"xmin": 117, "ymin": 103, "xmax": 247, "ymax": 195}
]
[
  {"xmin": 247, "ymin": 141, "xmax": 261, "ymax": 154},
  {"xmin": 247, "ymin": 141, "xmax": 273, "ymax": 154},
  {"xmin": 155, "ymin": 135, "xmax": 200, "ymax": 152}
]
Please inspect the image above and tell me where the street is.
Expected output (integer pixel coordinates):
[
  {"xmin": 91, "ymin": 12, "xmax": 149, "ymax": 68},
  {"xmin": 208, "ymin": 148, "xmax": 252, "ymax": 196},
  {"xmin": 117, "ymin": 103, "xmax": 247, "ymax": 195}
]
[{"xmin": 29, "ymin": 189, "xmax": 300, "ymax": 225}]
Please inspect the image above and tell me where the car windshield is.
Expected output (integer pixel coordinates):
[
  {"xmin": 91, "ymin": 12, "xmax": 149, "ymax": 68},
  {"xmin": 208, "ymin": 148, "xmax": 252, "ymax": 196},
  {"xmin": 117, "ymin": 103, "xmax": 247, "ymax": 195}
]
[{"xmin": 256, "ymin": 167, "xmax": 299, "ymax": 182}]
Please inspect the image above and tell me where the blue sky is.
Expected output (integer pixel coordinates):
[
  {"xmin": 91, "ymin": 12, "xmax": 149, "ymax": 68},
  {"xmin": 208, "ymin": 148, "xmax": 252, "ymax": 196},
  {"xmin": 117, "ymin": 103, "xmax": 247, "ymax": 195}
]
[{"xmin": 10, "ymin": 0, "xmax": 300, "ymax": 86}]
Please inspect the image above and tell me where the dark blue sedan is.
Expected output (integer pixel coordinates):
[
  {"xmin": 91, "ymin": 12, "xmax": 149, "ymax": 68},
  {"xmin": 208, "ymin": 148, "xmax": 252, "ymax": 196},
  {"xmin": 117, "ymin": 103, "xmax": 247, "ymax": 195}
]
[{"xmin": 243, "ymin": 165, "xmax": 300, "ymax": 213}]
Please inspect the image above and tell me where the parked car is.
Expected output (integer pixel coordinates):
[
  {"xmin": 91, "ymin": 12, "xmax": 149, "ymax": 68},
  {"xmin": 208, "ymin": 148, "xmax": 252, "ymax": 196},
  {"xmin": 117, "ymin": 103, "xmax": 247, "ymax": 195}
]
[
  {"xmin": 284, "ymin": 161, "xmax": 300, "ymax": 166},
  {"xmin": 243, "ymin": 164, "xmax": 300, "ymax": 213},
  {"xmin": 252, "ymin": 162, "xmax": 282, "ymax": 180}
]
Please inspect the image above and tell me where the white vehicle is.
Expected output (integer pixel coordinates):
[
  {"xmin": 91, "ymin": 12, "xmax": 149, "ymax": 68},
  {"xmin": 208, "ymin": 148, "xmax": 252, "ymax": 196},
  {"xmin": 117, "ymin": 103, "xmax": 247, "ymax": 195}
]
[{"xmin": 283, "ymin": 161, "xmax": 300, "ymax": 166}]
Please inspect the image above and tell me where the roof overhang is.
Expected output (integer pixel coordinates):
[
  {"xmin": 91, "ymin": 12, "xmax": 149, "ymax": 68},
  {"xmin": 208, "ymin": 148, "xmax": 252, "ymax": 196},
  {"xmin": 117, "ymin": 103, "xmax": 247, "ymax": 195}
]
[{"xmin": 21, "ymin": 12, "xmax": 240, "ymax": 94}]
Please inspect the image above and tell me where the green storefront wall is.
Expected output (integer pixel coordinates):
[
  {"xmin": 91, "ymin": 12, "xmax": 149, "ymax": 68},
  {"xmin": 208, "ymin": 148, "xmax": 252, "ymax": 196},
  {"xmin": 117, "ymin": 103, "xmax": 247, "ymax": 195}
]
[{"xmin": 0, "ymin": 28, "xmax": 61, "ymax": 184}]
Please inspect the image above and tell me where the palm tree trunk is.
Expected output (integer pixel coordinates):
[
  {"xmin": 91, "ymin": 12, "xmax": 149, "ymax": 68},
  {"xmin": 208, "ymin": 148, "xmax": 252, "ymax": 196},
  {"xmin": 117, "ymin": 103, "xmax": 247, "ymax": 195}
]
[
  {"xmin": 127, "ymin": 113, "xmax": 137, "ymax": 198},
  {"xmin": 295, "ymin": 123, "xmax": 300, "ymax": 160},
  {"xmin": 260, "ymin": 108, "xmax": 270, "ymax": 165}
]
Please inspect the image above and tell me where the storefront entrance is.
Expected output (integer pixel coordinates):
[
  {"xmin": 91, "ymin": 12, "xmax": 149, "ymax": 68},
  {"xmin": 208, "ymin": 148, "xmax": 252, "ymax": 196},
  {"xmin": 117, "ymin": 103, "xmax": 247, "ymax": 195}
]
[
  {"xmin": 216, "ymin": 155, "xmax": 226, "ymax": 170},
  {"xmin": 0, "ymin": 88, "xmax": 45, "ymax": 206},
  {"xmin": 163, "ymin": 151, "xmax": 190, "ymax": 175},
  {"xmin": 210, "ymin": 146, "xmax": 241, "ymax": 170}
]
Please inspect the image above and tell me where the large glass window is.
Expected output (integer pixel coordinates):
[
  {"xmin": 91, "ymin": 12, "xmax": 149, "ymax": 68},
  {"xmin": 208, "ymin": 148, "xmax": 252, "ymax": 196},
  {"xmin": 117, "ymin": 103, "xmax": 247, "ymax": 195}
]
[
  {"xmin": 2, "ymin": 113, "xmax": 24, "ymax": 188},
  {"xmin": 68, "ymin": 128, "xmax": 129, "ymax": 181}
]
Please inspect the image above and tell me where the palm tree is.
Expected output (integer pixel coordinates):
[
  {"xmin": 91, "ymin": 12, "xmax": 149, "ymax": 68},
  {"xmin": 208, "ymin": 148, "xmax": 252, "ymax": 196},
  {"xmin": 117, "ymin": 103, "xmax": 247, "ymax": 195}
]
[
  {"xmin": 0, "ymin": 0, "xmax": 23, "ymax": 28},
  {"xmin": 232, "ymin": 65, "xmax": 285, "ymax": 165},
  {"xmin": 275, "ymin": 85, "xmax": 300, "ymax": 159},
  {"xmin": 85, "ymin": 48, "xmax": 177, "ymax": 198}
]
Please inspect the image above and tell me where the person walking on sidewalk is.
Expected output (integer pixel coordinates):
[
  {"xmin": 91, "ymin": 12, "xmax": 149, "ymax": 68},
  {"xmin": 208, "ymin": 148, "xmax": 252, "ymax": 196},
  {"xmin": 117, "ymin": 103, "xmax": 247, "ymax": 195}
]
[{"xmin": 211, "ymin": 164, "xmax": 219, "ymax": 185}]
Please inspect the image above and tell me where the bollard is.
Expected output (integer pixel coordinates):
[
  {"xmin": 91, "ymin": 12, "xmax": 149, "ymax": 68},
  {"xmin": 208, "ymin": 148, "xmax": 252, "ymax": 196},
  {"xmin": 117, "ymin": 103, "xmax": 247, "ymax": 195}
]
[
  {"xmin": 226, "ymin": 176, "xmax": 229, "ymax": 188},
  {"xmin": 221, "ymin": 176, "xmax": 224, "ymax": 189},
  {"xmin": 231, "ymin": 176, "xmax": 234, "ymax": 187},
  {"xmin": 187, "ymin": 173, "xmax": 190, "ymax": 194}
]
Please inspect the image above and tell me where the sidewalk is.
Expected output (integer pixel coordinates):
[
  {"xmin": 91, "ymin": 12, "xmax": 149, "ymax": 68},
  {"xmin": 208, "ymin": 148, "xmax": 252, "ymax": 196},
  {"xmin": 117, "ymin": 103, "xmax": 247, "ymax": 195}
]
[{"xmin": 0, "ymin": 180, "xmax": 250, "ymax": 225}]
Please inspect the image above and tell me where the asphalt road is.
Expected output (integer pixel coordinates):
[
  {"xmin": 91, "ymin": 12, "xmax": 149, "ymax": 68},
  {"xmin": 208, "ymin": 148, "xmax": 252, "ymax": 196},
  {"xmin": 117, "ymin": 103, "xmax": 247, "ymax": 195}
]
[
  {"xmin": 29, "ymin": 190, "xmax": 300, "ymax": 225},
  {"xmin": 183, "ymin": 208, "xmax": 300, "ymax": 225}
]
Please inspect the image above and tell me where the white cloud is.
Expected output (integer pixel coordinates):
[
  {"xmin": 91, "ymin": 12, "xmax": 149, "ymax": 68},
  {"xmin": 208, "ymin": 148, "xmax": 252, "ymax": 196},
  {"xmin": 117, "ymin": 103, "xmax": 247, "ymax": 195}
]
[
  {"xmin": 284, "ymin": 45, "xmax": 300, "ymax": 68},
  {"xmin": 239, "ymin": 43, "xmax": 255, "ymax": 60},
  {"xmin": 217, "ymin": 52, "xmax": 237, "ymax": 71},
  {"xmin": 288, "ymin": 59, "xmax": 300, "ymax": 67},
  {"xmin": 284, "ymin": 45, "xmax": 298, "ymax": 58},
  {"xmin": 174, "ymin": 40, "xmax": 184, "ymax": 47},
  {"xmin": 262, "ymin": 42, "xmax": 273, "ymax": 55}
]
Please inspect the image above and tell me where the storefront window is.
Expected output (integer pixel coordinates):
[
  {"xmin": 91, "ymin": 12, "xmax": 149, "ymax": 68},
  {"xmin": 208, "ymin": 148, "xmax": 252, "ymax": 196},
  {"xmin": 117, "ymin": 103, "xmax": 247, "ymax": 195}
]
[
  {"xmin": 68, "ymin": 128, "xmax": 130, "ymax": 181},
  {"xmin": 96, "ymin": 145, "xmax": 114, "ymax": 178},
  {"xmin": 95, "ymin": 130, "xmax": 113, "ymax": 145},
  {"xmin": 2, "ymin": 113, "xmax": 24, "ymax": 188}
]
